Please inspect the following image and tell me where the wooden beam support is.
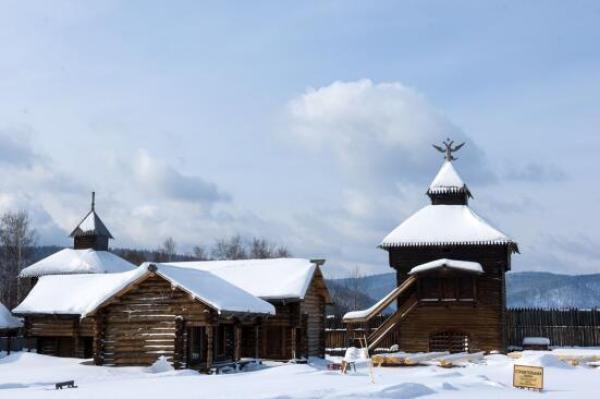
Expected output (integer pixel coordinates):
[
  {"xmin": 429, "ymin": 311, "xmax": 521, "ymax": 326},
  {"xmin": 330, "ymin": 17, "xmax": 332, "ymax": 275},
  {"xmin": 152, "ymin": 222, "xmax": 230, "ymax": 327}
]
[
  {"xmin": 206, "ymin": 326, "xmax": 213, "ymax": 370},
  {"xmin": 234, "ymin": 324, "xmax": 242, "ymax": 362}
]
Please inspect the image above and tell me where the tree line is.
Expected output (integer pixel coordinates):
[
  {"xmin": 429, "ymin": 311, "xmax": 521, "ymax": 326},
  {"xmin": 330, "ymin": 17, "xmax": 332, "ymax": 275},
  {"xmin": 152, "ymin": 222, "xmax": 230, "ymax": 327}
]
[{"xmin": 0, "ymin": 210, "xmax": 292, "ymax": 308}]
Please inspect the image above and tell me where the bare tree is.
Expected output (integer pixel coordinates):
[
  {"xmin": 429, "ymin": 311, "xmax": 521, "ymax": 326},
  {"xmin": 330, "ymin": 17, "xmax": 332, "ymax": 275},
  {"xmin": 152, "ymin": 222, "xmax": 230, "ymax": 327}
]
[
  {"xmin": 158, "ymin": 237, "xmax": 177, "ymax": 262},
  {"xmin": 347, "ymin": 266, "xmax": 366, "ymax": 311},
  {"xmin": 211, "ymin": 235, "xmax": 291, "ymax": 260},
  {"xmin": 274, "ymin": 246, "xmax": 291, "ymax": 258},
  {"xmin": 192, "ymin": 244, "xmax": 209, "ymax": 261},
  {"xmin": 249, "ymin": 238, "xmax": 273, "ymax": 258},
  {"xmin": 212, "ymin": 235, "xmax": 247, "ymax": 260},
  {"xmin": 0, "ymin": 211, "xmax": 37, "ymax": 308}
]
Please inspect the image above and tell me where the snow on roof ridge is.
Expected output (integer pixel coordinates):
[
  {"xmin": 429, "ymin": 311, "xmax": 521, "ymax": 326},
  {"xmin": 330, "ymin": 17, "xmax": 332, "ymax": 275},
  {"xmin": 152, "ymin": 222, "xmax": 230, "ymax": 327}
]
[
  {"xmin": 165, "ymin": 258, "xmax": 321, "ymax": 300},
  {"xmin": 408, "ymin": 258, "xmax": 483, "ymax": 275},
  {"xmin": 138, "ymin": 262, "xmax": 275, "ymax": 315},
  {"xmin": 379, "ymin": 205, "xmax": 518, "ymax": 251},
  {"xmin": 19, "ymin": 248, "xmax": 136, "ymax": 277}
]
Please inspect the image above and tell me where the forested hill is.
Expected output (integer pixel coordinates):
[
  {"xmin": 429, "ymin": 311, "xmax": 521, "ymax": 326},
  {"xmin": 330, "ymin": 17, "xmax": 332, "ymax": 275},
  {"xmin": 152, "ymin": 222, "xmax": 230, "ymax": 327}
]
[{"xmin": 327, "ymin": 271, "xmax": 600, "ymax": 314}]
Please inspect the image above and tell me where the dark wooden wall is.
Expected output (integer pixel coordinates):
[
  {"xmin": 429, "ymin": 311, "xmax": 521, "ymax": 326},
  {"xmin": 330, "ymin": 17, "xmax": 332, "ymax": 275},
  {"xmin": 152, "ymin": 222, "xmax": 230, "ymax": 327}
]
[
  {"xmin": 328, "ymin": 308, "xmax": 600, "ymax": 351},
  {"xmin": 24, "ymin": 316, "xmax": 94, "ymax": 357},
  {"xmin": 385, "ymin": 244, "xmax": 511, "ymax": 352}
]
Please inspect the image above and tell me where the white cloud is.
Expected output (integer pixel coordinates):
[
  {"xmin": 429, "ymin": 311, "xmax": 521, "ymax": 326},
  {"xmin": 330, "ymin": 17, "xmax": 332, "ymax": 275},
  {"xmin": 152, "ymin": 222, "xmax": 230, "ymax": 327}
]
[
  {"xmin": 131, "ymin": 149, "xmax": 230, "ymax": 205},
  {"xmin": 286, "ymin": 79, "xmax": 493, "ymax": 186}
]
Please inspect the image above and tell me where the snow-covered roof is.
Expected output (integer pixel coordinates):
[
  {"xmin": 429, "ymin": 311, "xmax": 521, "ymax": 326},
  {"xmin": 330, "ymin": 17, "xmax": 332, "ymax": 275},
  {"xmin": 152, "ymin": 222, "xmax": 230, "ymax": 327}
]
[
  {"xmin": 165, "ymin": 258, "xmax": 322, "ymax": 301},
  {"xmin": 408, "ymin": 259, "xmax": 483, "ymax": 275},
  {"xmin": 69, "ymin": 210, "xmax": 113, "ymax": 238},
  {"xmin": 0, "ymin": 302, "xmax": 22, "ymax": 329},
  {"xmin": 427, "ymin": 161, "xmax": 471, "ymax": 196},
  {"xmin": 139, "ymin": 263, "xmax": 275, "ymax": 315},
  {"xmin": 13, "ymin": 268, "xmax": 144, "ymax": 316},
  {"xmin": 13, "ymin": 263, "xmax": 275, "ymax": 317},
  {"xmin": 19, "ymin": 248, "xmax": 136, "ymax": 277},
  {"xmin": 380, "ymin": 205, "xmax": 517, "ymax": 251}
]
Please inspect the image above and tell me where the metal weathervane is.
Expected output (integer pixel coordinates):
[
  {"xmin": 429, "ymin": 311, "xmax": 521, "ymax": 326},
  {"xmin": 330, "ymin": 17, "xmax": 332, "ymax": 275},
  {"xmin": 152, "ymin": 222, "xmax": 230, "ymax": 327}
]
[{"xmin": 433, "ymin": 138, "xmax": 465, "ymax": 161}]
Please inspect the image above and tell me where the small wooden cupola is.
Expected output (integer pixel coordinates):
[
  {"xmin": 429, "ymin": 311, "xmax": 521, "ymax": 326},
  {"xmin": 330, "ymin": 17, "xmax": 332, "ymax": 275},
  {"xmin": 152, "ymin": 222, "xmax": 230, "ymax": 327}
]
[
  {"xmin": 69, "ymin": 192, "xmax": 113, "ymax": 251},
  {"xmin": 427, "ymin": 139, "xmax": 472, "ymax": 205}
]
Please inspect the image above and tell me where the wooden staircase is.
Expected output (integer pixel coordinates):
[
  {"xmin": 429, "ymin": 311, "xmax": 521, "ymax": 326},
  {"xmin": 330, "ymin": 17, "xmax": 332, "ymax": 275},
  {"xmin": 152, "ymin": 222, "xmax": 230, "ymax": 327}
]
[
  {"xmin": 366, "ymin": 293, "xmax": 417, "ymax": 350},
  {"xmin": 343, "ymin": 275, "xmax": 417, "ymax": 323},
  {"xmin": 344, "ymin": 276, "xmax": 418, "ymax": 350}
]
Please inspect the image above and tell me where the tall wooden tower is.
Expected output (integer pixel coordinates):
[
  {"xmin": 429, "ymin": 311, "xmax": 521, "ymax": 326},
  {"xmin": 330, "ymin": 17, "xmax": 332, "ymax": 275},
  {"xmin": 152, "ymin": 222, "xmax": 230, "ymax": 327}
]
[{"xmin": 344, "ymin": 140, "xmax": 518, "ymax": 353}]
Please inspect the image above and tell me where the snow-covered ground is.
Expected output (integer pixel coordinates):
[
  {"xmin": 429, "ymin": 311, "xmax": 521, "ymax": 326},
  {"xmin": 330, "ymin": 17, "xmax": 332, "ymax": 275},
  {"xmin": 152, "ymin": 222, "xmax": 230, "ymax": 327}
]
[{"xmin": 1, "ymin": 349, "xmax": 599, "ymax": 398}]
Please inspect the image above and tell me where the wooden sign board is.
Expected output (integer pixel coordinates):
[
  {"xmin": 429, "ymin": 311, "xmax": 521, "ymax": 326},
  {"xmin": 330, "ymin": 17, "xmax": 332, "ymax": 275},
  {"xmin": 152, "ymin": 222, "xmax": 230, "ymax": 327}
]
[{"xmin": 513, "ymin": 364, "xmax": 544, "ymax": 391}]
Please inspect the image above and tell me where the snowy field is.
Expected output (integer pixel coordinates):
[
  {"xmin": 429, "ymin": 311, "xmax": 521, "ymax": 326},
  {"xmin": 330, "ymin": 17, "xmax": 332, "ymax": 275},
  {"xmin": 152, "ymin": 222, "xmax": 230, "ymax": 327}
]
[{"xmin": 1, "ymin": 350, "xmax": 599, "ymax": 399}]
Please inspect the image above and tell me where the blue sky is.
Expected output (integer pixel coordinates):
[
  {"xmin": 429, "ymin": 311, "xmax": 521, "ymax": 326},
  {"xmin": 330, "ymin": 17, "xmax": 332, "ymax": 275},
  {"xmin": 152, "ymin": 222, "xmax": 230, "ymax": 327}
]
[{"xmin": 1, "ymin": 1, "xmax": 599, "ymax": 276}]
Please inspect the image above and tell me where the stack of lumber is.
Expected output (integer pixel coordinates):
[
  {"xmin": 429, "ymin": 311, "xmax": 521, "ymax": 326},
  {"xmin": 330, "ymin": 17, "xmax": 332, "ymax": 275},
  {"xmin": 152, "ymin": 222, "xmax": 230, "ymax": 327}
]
[
  {"xmin": 436, "ymin": 352, "xmax": 485, "ymax": 368},
  {"xmin": 555, "ymin": 354, "xmax": 600, "ymax": 366},
  {"xmin": 372, "ymin": 352, "xmax": 449, "ymax": 367}
]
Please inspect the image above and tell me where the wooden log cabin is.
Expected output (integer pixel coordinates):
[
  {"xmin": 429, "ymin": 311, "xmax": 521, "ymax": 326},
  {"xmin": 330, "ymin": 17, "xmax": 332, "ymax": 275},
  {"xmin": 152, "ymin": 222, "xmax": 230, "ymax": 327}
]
[
  {"xmin": 13, "ymin": 263, "xmax": 275, "ymax": 369},
  {"xmin": 166, "ymin": 258, "xmax": 332, "ymax": 360},
  {"xmin": 344, "ymin": 140, "xmax": 518, "ymax": 353},
  {"xmin": 13, "ymin": 258, "xmax": 331, "ymax": 369}
]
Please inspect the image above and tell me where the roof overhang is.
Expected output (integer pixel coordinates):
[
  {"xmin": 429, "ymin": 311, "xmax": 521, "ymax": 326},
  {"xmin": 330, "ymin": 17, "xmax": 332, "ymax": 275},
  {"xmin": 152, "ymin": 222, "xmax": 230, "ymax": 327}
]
[
  {"xmin": 379, "ymin": 241, "xmax": 519, "ymax": 254},
  {"xmin": 408, "ymin": 259, "xmax": 484, "ymax": 275}
]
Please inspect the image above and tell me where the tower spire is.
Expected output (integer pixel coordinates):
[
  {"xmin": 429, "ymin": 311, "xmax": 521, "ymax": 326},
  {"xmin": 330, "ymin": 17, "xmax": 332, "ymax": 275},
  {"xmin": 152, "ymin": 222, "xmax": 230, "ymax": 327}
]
[
  {"xmin": 432, "ymin": 138, "xmax": 465, "ymax": 161},
  {"xmin": 91, "ymin": 191, "xmax": 96, "ymax": 211}
]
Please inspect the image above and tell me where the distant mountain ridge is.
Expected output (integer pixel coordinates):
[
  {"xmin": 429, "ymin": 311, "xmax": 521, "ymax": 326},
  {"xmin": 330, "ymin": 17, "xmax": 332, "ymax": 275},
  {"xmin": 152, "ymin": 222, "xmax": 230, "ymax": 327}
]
[{"xmin": 328, "ymin": 271, "xmax": 600, "ymax": 311}]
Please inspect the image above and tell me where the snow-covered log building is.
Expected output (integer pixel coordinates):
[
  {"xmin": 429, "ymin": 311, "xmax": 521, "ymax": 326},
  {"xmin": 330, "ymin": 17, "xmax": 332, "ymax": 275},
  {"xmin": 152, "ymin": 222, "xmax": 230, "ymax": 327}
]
[
  {"xmin": 167, "ymin": 258, "xmax": 332, "ymax": 360},
  {"xmin": 13, "ymin": 257, "xmax": 330, "ymax": 369},
  {"xmin": 344, "ymin": 141, "xmax": 518, "ymax": 353}
]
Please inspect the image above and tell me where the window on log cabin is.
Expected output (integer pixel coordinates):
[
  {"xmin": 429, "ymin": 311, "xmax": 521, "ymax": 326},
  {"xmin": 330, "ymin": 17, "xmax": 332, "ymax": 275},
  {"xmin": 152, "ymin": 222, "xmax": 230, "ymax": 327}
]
[
  {"xmin": 429, "ymin": 330, "xmax": 469, "ymax": 353},
  {"xmin": 419, "ymin": 276, "xmax": 475, "ymax": 302},
  {"xmin": 457, "ymin": 276, "xmax": 475, "ymax": 301},
  {"xmin": 420, "ymin": 277, "xmax": 441, "ymax": 301}
]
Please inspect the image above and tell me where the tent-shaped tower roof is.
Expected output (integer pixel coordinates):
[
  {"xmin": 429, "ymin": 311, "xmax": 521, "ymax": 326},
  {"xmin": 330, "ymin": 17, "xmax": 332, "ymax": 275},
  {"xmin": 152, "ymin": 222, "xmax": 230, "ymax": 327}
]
[
  {"xmin": 69, "ymin": 192, "xmax": 113, "ymax": 239},
  {"xmin": 380, "ymin": 140, "xmax": 518, "ymax": 253}
]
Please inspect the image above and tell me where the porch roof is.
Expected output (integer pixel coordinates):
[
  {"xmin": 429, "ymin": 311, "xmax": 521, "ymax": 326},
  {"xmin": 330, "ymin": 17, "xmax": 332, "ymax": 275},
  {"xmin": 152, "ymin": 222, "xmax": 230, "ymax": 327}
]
[{"xmin": 407, "ymin": 258, "xmax": 484, "ymax": 275}]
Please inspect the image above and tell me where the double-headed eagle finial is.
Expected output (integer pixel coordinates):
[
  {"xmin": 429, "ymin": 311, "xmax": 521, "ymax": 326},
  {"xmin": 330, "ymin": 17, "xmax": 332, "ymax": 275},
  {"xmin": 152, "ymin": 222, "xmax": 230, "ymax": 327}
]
[{"xmin": 433, "ymin": 138, "xmax": 465, "ymax": 161}]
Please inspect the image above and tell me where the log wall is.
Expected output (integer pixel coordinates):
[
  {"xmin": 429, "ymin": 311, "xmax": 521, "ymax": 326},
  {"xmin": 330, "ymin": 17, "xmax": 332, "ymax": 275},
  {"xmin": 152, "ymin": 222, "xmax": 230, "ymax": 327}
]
[
  {"xmin": 300, "ymin": 268, "xmax": 328, "ymax": 357},
  {"xmin": 98, "ymin": 275, "xmax": 215, "ymax": 367},
  {"xmin": 395, "ymin": 275, "xmax": 503, "ymax": 352}
]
